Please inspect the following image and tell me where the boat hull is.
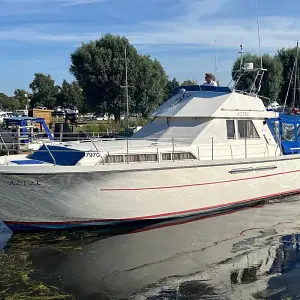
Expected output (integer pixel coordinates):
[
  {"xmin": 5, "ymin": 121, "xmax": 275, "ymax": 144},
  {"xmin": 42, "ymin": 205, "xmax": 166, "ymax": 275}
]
[{"xmin": 1, "ymin": 156, "xmax": 300, "ymax": 232}]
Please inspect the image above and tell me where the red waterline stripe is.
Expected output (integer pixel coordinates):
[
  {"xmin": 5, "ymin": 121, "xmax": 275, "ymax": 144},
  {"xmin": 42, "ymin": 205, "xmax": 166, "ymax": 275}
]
[
  {"xmin": 4, "ymin": 188, "xmax": 300, "ymax": 226},
  {"xmin": 129, "ymin": 205, "xmax": 264, "ymax": 235},
  {"xmin": 100, "ymin": 169, "xmax": 300, "ymax": 191}
]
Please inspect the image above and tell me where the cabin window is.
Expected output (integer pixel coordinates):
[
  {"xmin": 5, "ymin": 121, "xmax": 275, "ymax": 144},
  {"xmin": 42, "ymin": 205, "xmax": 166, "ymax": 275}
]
[
  {"xmin": 237, "ymin": 120, "xmax": 259, "ymax": 139},
  {"xmin": 173, "ymin": 152, "xmax": 196, "ymax": 160},
  {"xmin": 282, "ymin": 123, "xmax": 295, "ymax": 141},
  {"xmin": 226, "ymin": 120, "xmax": 236, "ymax": 139},
  {"xmin": 162, "ymin": 153, "xmax": 172, "ymax": 160},
  {"xmin": 104, "ymin": 152, "xmax": 195, "ymax": 163},
  {"xmin": 104, "ymin": 154, "xmax": 158, "ymax": 163},
  {"xmin": 104, "ymin": 155, "xmax": 124, "ymax": 163},
  {"xmin": 139, "ymin": 154, "xmax": 158, "ymax": 162},
  {"xmin": 162, "ymin": 152, "xmax": 196, "ymax": 161}
]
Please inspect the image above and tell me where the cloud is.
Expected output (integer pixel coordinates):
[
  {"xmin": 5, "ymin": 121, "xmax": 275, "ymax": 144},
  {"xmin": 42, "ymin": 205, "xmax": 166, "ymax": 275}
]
[
  {"xmin": 2, "ymin": 0, "xmax": 298, "ymax": 95},
  {"xmin": 113, "ymin": 0, "xmax": 298, "ymax": 52},
  {"xmin": 0, "ymin": 0, "xmax": 107, "ymax": 16},
  {"xmin": 60, "ymin": 0, "xmax": 107, "ymax": 6},
  {"xmin": 1, "ymin": 16, "xmax": 296, "ymax": 54},
  {"xmin": 1, "ymin": 0, "xmax": 106, "ymax": 4},
  {"xmin": 0, "ymin": 0, "xmax": 298, "ymax": 53},
  {"xmin": 0, "ymin": 28, "xmax": 101, "ymax": 43},
  {"xmin": 124, "ymin": 15, "xmax": 299, "ymax": 52}
]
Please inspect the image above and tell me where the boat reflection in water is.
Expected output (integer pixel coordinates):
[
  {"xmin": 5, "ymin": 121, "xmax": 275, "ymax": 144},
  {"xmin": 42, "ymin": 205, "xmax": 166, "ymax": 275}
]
[
  {"xmin": 0, "ymin": 220, "xmax": 12, "ymax": 251},
  {"xmin": 3, "ymin": 199, "xmax": 300, "ymax": 299}
]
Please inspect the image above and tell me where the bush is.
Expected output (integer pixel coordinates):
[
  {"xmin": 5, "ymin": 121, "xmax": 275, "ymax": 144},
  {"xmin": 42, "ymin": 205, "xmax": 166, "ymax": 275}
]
[
  {"xmin": 79, "ymin": 117, "xmax": 149, "ymax": 133},
  {"xmin": 79, "ymin": 123, "xmax": 109, "ymax": 133}
]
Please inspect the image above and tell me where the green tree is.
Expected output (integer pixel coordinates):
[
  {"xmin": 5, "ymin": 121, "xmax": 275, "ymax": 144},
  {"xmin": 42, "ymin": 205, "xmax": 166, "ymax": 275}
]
[
  {"xmin": 29, "ymin": 73, "xmax": 59, "ymax": 108},
  {"xmin": 0, "ymin": 93, "xmax": 9, "ymax": 110},
  {"xmin": 8, "ymin": 98, "xmax": 21, "ymax": 111},
  {"xmin": 134, "ymin": 55, "xmax": 168, "ymax": 117},
  {"xmin": 0, "ymin": 93, "xmax": 20, "ymax": 111},
  {"xmin": 231, "ymin": 53, "xmax": 283, "ymax": 105},
  {"xmin": 56, "ymin": 80, "xmax": 86, "ymax": 111},
  {"xmin": 70, "ymin": 34, "xmax": 168, "ymax": 121},
  {"xmin": 14, "ymin": 89, "xmax": 29, "ymax": 108},
  {"xmin": 277, "ymin": 47, "xmax": 299, "ymax": 107},
  {"xmin": 181, "ymin": 79, "xmax": 197, "ymax": 86},
  {"xmin": 165, "ymin": 77, "xmax": 180, "ymax": 99}
]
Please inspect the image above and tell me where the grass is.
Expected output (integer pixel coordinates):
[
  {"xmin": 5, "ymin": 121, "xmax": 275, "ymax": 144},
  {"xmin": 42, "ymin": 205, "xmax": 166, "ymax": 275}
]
[
  {"xmin": 0, "ymin": 229, "xmax": 118, "ymax": 300},
  {"xmin": 0, "ymin": 234, "xmax": 76, "ymax": 300},
  {"xmin": 78, "ymin": 117, "xmax": 148, "ymax": 134}
]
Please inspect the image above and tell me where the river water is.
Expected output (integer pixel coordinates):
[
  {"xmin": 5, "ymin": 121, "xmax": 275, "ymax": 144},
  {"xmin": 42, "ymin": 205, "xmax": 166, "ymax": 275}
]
[{"xmin": 1, "ymin": 197, "xmax": 300, "ymax": 299}]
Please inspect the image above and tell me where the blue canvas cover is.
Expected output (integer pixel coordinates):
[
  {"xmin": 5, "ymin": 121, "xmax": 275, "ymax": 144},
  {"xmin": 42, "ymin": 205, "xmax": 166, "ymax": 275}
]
[{"xmin": 267, "ymin": 113, "xmax": 300, "ymax": 154}]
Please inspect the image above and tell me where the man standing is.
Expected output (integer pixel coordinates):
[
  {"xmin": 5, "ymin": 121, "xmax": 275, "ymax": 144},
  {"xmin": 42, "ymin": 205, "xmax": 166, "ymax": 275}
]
[{"xmin": 203, "ymin": 73, "xmax": 217, "ymax": 86}]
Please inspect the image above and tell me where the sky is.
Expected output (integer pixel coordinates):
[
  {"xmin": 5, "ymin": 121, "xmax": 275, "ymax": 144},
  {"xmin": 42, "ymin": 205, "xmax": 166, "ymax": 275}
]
[{"xmin": 0, "ymin": 0, "xmax": 299, "ymax": 95}]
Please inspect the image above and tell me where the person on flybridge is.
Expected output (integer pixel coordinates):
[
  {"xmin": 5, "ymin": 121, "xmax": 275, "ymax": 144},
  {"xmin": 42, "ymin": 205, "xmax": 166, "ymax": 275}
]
[{"xmin": 202, "ymin": 72, "xmax": 217, "ymax": 86}]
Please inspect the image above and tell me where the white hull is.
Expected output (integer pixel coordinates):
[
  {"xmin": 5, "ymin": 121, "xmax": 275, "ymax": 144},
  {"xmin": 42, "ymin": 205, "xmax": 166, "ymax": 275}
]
[{"xmin": 1, "ymin": 154, "xmax": 300, "ymax": 231}]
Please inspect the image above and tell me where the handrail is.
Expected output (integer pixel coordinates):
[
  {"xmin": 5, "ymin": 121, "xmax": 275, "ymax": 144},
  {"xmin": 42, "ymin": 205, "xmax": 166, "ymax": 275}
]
[
  {"xmin": 83, "ymin": 131, "xmax": 106, "ymax": 165},
  {"xmin": 0, "ymin": 133, "xmax": 9, "ymax": 156},
  {"xmin": 127, "ymin": 137, "xmax": 129, "ymax": 164},
  {"xmin": 83, "ymin": 131, "xmax": 99, "ymax": 151},
  {"xmin": 41, "ymin": 140, "xmax": 56, "ymax": 166},
  {"xmin": 0, "ymin": 130, "xmax": 281, "ymax": 165}
]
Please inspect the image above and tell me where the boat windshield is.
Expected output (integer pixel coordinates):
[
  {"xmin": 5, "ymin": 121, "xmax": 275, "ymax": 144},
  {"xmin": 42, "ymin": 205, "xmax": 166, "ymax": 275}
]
[{"xmin": 1, "ymin": 119, "xmax": 32, "ymax": 130}]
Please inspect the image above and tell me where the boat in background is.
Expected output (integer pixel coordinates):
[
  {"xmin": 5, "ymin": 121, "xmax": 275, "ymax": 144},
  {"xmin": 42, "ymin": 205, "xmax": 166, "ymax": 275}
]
[
  {"xmin": 266, "ymin": 101, "xmax": 283, "ymax": 112},
  {"xmin": 0, "ymin": 116, "xmax": 55, "ymax": 153}
]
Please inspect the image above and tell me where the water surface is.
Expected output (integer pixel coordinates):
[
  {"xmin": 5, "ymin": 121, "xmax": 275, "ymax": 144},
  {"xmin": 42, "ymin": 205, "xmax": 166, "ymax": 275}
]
[{"xmin": 1, "ymin": 198, "xmax": 300, "ymax": 299}]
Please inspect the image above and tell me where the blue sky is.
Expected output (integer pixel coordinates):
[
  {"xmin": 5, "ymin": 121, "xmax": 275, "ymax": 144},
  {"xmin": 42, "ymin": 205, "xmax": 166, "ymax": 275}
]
[{"xmin": 0, "ymin": 0, "xmax": 299, "ymax": 95}]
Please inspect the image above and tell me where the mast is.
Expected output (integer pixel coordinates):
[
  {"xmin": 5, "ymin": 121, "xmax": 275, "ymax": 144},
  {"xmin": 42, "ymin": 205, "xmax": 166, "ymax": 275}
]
[
  {"xmin": 121, "ymin": 47, "xmax": 133, "ymax": 128},
  {"xmin": 124, "ymin": 47, "xmax": 129, "ymax": 129},
  {"xmin": 238, "ymin": 42, "xmax": 244, "ymax": 71},
  {"xmin": 214, "ymin": 40, "xmax": 218, "ymax": 77},
  {"xmin": 231, "ymin": 0, "xmax": 266, "ymax": 94},
  {"xmin": 255, "ymin": 0, "xmax": 263, "ymax": 69},
  {"xmin": 292, "ymin": 41, "xmax": 299, "ymax": 109}
]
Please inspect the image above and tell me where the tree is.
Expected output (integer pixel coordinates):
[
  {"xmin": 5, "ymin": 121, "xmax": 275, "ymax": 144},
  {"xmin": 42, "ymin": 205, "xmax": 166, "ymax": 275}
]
[
  {"xmin": 231, "ymin": 53, "xmax": 283, "ymax": 105},
  {"xmin": 181, "ymin": 79, "xmax": 198, "ymax": 86},
  {"xmin": 277, "ymin": 47, "xmax": 299, "ymax": 107},
  {"xmin": 70, "ymin": 34, "xmax": 168, "ymax": 121},
  {"xmin": 29, "ymin": 73, "xmax": 59, "ymax": 108},
  {"xmin": 70, "ymin": 34, "xmax": 138, "ymax": 121},
  {"xmin": 0, "ymin": 93, "xmax": 20, "ymax": 111},
  {"xmin": 134, "ymin": 55, "xmax": 168, "ymax": 117},
  {"xmin": 14, "ymin": 89, "xmax": 29, "ymax": 108},
  {"xmin": 0, "ymin": 93, "xmax": 9, "ymax": 110},
  {"xmin": 165, "ymin": 77, "xmax": 180, "ymax": 99},
  {"xmin": 8, "ymin": 98, "xmax": 20, "ymax": 111},
  {"xmin": 56, "ymin": 80, "xmax": 86, "ymax": 111}
]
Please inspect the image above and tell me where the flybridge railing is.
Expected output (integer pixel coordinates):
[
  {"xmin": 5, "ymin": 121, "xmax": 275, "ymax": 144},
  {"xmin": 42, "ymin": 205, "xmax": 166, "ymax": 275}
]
[{"xmin": 0, "ymin": 132, "xmax": 281, "ymax": 165}]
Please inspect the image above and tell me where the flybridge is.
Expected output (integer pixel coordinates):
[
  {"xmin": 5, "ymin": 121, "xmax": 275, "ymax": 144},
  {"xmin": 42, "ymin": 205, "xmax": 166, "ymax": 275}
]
[{"xmin": 178, "ymin": 85, "xmax": 232, "ymax": 94}]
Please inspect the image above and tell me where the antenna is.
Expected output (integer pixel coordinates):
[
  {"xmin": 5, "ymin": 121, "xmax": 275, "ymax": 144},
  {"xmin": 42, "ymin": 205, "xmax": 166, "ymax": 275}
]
[
  {"xmin": 283, "ymin": 60, "xmax": 295, "ymax": 112},
  {"xmin": 255, "ymin": 0, "xmax": 263, "ymax": 69},
  {"xmin": 292, "ymin": 41, "xmax": 299, "ymax": 109},
  {"xmin": 125, "ymin": 47, "xmax": 129, "ymax": 128},
  {"xmin": 214, "ymin": 40, "xmax": 218, "ymax": 77},
  {"xmin": 120, "ymin": 47, "xmax": 134, "ymax": 129},
  {"xmin": 238, "ymin": 42, "xmax": 245, "ymax": 71}
]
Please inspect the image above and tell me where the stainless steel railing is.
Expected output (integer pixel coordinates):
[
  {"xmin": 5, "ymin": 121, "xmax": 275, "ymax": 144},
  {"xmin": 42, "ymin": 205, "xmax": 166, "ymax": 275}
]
[{"xmin": 0, "ymin": 131, "xmax": 281, "ymax": 167}]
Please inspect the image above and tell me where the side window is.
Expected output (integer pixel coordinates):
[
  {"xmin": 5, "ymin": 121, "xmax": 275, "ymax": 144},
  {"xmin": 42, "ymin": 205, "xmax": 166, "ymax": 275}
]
[
  {"xmin": 274, "ymin": 121, "xmax": 280, "ymax": 137},
  {"xmin": 238, "ymin": 120, "xmax": 259, "ymax": 139},
  {"xmin": 297, "ymin": 124, "xmax": 300, "ymax": 140},
  {"xmin": 282, "ymin": 123, "xmax": 295, "ymax": 141},
  {"xmin": 226, "ymin": 120, "xmax": 236, "ymax": 139}
]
